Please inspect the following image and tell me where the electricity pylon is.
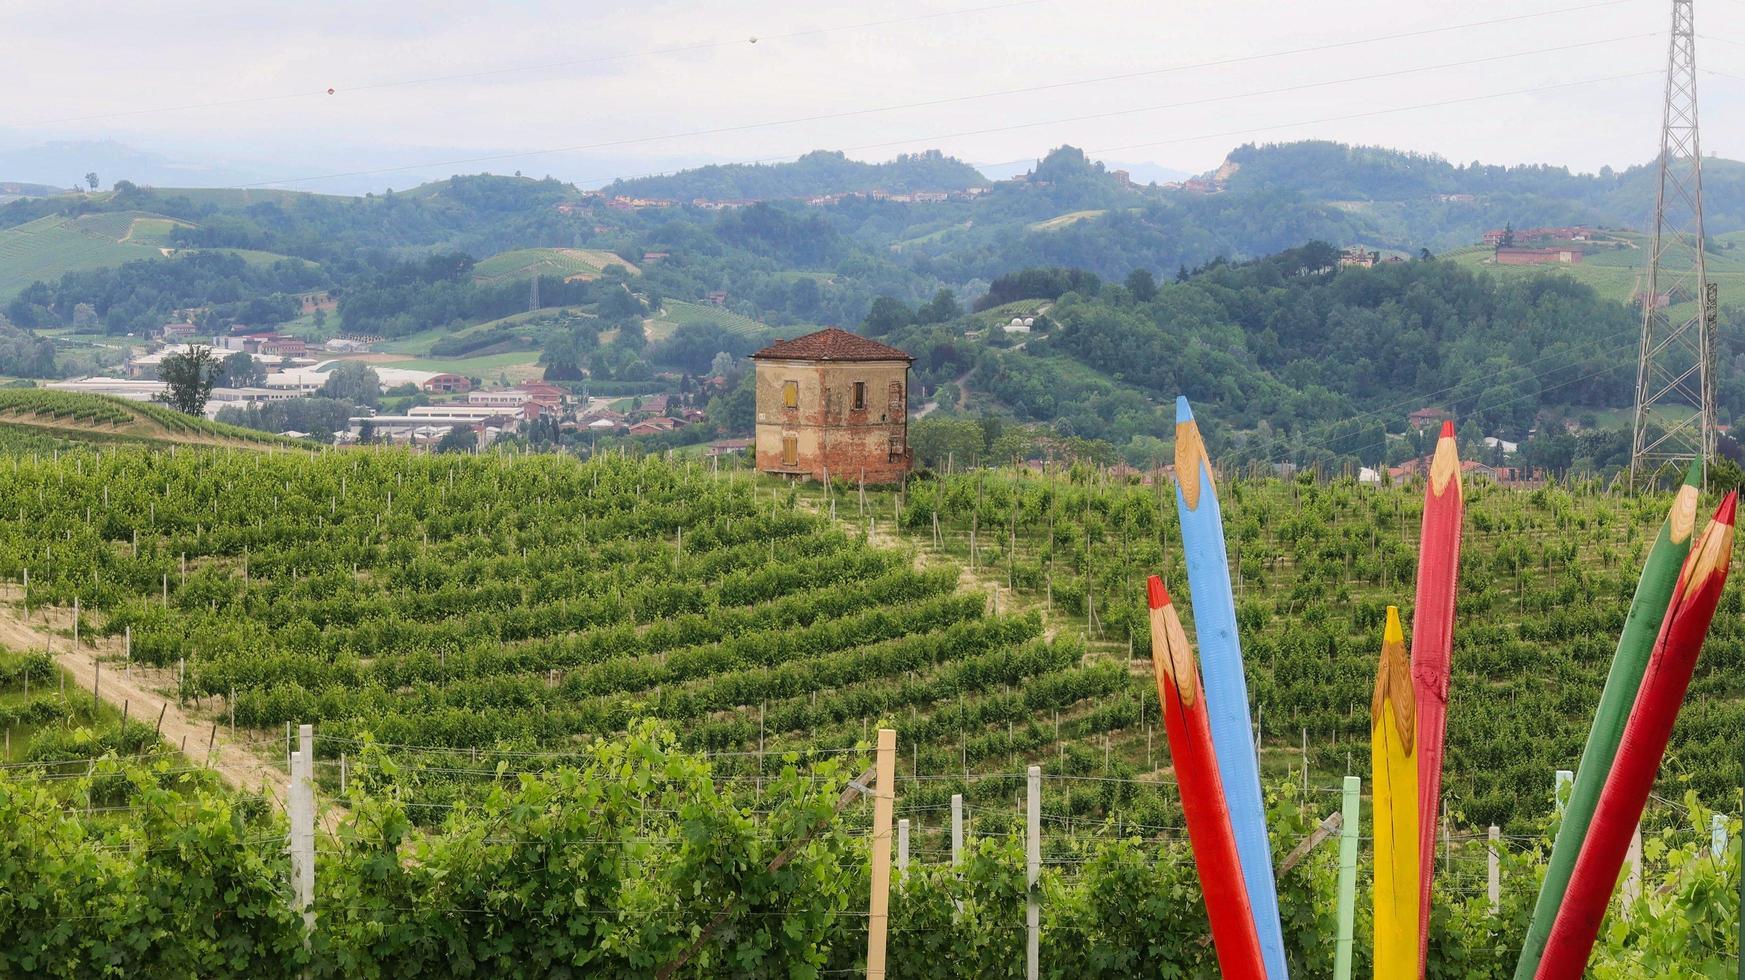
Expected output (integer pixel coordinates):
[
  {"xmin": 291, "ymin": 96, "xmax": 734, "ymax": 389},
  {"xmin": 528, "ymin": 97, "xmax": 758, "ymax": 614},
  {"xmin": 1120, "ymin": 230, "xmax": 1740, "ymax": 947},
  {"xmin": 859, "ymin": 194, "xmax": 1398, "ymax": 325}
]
[{"xmin": 1630, "ymin": 0, "xmax": 1716, "ymax": 488}]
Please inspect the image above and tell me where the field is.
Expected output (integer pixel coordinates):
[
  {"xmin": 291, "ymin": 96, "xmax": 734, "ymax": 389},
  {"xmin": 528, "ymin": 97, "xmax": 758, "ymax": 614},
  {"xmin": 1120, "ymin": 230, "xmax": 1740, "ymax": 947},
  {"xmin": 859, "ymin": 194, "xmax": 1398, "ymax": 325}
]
[
  {"xmin": 646, "ymin": 298, "xmax": 782, "ymax": 343},
  {"xmin": 1446, "ymin": 232, "xmax": 1745, "ymax": 315},
  {"xmin": 0, "ymin": 209, "xmax": 308, "ymax": 299},
  {"xmin": 471, "ymin": 247, "xmax": 637, "ymax": 283},
  {"xmin": 1027, "ymin": 209, "xmax": 1109, "ymax": 232},
  {"xmin": 0, "ymin": 445, "xmax": 1737, "ymax": 974}
]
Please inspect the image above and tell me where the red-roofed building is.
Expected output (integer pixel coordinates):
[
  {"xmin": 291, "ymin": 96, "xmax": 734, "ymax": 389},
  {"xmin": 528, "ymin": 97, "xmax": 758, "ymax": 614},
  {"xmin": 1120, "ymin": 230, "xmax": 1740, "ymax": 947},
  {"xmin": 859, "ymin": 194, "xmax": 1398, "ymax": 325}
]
[{"xmin": 750, "ymin": 327, "xmax": 913, "ymax": 483}]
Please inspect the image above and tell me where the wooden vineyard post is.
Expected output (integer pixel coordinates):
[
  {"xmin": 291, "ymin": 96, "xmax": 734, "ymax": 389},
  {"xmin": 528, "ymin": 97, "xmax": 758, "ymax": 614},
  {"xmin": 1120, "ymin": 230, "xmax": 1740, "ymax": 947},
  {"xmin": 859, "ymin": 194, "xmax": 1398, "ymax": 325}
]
[
  {"xmin": 1488, "ymin": 826, "xmax": 1501, "ymax": 913},
  {"xmin": 1334, "ymin": 775, "xmax": 1360, "ymax": 980},
  {"xmin": 1026, "ymin": 764, "xmax": 1041, "ymax": 980},
  {"xmin": 866, "ymin": 728, "xmax": 897, "ymax": 980},
  {"xmin": 897, "ymin": 818, "xmax": 909, "ymax": 874}
]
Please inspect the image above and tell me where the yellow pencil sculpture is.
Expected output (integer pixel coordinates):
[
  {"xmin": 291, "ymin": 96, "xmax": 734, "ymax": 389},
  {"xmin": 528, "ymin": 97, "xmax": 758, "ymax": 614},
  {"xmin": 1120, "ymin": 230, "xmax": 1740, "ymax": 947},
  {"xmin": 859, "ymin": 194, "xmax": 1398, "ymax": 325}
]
[{"xmin": 1371, "ymin": 606, "xmax": 1420, "ymax": 979}]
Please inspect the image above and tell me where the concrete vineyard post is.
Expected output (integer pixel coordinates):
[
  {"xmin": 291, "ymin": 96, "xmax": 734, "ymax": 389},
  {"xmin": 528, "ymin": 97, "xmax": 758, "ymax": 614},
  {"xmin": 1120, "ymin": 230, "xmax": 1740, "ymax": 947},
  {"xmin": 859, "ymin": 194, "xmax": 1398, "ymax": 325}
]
[
  {"xmin": 866, "ymin": 728, "xmax": 896, "ymax": 980},
  {"xmin": 897, "ymin": 819, "xmax": 909, "ymax": 874},
  {"xmin": 951, "ymin": 793, "xmax": 964, "ymax": 865},
  {"xmin": 1027, "ymin": 764, "xmax": 1040, "ymax": 980},
  {"xmin": 1488, "ymin": 826, "xmax": 1501, "ymax": 913},
  {"xmin": 1334, "ymin": 775, "xmax": 1359, "ymax": 980}
]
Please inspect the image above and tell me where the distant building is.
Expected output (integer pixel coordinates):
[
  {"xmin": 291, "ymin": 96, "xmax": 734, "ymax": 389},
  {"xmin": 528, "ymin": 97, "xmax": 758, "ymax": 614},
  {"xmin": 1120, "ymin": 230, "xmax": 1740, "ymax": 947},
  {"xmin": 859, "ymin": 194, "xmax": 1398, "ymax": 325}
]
[
  {"xmin": 1339, "ymin": 246, "xmax": 1379, "ymax": 269},
  {"xmin": 1003, "ymin": 316, "xmax": 1035, "ymax": 334},
  {"xmin": 1407, "ymin": 407, "xmax": 1449, "ymax": 429},
  {"xmin": 1495, "ymin": 247, "xmax": 1582, "ymax": 266},
  {"xmin": 750, "ymin": 327, "xmax": 913, "ymax": 483},
  {"xmin": 705, "ymin": 290, "xmax": 728, "ymax": 306},
  {"xmin": 422, "ymin": 373, "xmax": 472, "ymax": 394}
]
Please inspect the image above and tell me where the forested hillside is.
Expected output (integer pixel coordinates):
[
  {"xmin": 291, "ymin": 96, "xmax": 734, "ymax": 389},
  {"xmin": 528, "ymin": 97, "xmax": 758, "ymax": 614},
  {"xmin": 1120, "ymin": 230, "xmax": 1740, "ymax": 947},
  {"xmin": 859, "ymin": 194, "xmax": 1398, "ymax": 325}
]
[{"xmin": 605, "ymin": 148, "xmax": 988, "ymax": 200}]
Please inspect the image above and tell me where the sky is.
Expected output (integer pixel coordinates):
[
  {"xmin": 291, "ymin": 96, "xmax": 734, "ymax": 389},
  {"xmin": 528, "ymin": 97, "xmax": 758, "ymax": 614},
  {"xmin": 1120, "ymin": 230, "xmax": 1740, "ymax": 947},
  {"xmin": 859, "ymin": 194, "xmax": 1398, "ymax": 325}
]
[{"xmin": 2, "ymin": 0, "xmax": 1742, "ymax": 193}]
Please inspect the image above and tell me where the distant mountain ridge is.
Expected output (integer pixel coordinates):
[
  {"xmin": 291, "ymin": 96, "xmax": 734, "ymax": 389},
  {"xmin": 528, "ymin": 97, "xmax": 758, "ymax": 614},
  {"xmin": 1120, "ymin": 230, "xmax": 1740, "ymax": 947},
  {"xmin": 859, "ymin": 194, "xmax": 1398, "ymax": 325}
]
[{"xmin": 602, "ymin": 149, "xmax": 988, "ymax": 201}]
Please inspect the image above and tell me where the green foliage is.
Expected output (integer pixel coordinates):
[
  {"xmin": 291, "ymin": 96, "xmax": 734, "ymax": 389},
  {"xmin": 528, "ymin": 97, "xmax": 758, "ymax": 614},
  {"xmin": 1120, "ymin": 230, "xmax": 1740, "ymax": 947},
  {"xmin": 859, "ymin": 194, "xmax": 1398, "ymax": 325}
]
[{"xmin": 156, "ymin": 344, "xmax": 221, "ymax": 416}]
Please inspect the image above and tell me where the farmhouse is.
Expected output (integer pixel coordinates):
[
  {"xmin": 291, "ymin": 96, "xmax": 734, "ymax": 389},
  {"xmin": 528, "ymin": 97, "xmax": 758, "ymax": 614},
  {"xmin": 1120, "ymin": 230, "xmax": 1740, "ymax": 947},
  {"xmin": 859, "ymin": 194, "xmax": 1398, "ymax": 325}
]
[{"xmin": 750, "ymin": 327, "xmax": 913, "ymax": 484}]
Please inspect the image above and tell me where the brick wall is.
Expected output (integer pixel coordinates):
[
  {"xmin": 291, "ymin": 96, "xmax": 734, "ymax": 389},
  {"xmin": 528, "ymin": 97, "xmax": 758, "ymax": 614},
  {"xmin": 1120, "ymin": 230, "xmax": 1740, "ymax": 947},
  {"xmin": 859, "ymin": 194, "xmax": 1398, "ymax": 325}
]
[{"xmin": 753, "ymin": 358, "xmax": 910, "ymax": 483}]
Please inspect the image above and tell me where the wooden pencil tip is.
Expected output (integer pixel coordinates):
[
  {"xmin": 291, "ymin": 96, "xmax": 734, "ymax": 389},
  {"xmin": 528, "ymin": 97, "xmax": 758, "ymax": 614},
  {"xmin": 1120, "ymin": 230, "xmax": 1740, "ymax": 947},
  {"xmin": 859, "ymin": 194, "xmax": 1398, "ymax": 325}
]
[
  {"xmin": 1147, "ymin": 575, "xmax": 1169, "ymax": 609},
  {"xmin": 1384, "ymin": 605, "xmax": 1404, "ymax": 644},
  {"xmin": 1439, "ymin": 419, "xmax": 1455, "ymax": 439}
]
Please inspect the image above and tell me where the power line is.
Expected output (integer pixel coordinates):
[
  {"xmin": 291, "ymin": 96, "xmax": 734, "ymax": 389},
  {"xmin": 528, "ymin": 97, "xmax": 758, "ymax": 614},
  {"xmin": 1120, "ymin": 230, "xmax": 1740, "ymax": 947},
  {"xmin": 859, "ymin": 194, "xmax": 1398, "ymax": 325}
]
[
  {"xmin": 239, "ymin": 44, "xmax": 1657, "ymax": 190},
  {"xmin": 11, "ymin": 0, "xmax": 1058, "ymax": 128}
]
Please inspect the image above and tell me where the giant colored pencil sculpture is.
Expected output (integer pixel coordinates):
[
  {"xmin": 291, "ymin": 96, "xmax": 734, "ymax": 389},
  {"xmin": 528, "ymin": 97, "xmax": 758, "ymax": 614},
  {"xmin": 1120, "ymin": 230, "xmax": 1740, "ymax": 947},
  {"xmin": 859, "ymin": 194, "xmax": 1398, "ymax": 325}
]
[
  {"xmin": 1411, "ymin": 419, "xmax": 1463, "ymax": 964},
  {"xmin": 1371, "ymin": 606, "xmax": 1421, "ymax": 980},
  {"xmin": 1173, "ymin": 396, "xmax": 1287, "ymax": 980},
  {"xmin": 1535, "ymin": 492, "xmax": 1737, "ymax": 980},
  {"xmin": 1147, "ymin": 576, "xmax": 1267, "ymax": 980},
  {"xmin": 1512, "ymin": 461, "xmax": 1701, "ymax": 980}
]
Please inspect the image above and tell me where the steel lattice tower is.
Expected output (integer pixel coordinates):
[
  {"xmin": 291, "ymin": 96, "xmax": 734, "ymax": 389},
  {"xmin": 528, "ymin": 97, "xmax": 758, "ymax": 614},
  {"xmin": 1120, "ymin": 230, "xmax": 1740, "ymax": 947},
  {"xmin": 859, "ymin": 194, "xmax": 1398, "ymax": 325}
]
[{"xmin": 1630, "ymin": 0, "xmax": 1716, "ymax": 487}]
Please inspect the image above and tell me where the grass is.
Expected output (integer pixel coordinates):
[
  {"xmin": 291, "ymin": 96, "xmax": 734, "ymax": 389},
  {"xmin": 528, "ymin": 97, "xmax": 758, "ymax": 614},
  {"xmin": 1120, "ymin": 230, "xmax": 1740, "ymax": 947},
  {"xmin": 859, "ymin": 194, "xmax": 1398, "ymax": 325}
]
[
  {"xmin": 0, "ymin": 211, "xmax": 310, "ymax": 299},
  {"xmin": 1026, "ymin": 209, "xmax": 1108, "ymax": 232},
  {"xmin": 377, "ymin": 351, "xmax": 545, "ymax": 383},
  {"xmin": 0, "ymin": 215, "xmax": 165, "ymax": 299},
  {"xmin": 650, "ymin": 300, "xmax": 781, "ymax": 341},
  {"xmin": 1447, "ymin": 230, "xmax": 1745, "ymax": 311},
  {"xmin": 472, "ymin": 248, "xmax": 637, "ymax": 284}
]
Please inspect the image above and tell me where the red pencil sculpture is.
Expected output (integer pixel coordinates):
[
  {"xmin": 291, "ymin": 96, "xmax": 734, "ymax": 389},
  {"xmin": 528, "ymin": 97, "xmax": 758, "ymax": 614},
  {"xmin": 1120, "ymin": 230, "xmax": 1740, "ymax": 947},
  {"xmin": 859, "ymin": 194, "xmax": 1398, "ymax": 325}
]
[
  {"xmin": 1412, "ymin": 419, "xmax": 1464, "ymax": 966},
  {"xmin": 1535, "ymin": 491, "xmax": 1737, "ymax": 979},
  {"xmin": 1148, "ymin": 575, "xmax": 1267, "ymax": 979}
]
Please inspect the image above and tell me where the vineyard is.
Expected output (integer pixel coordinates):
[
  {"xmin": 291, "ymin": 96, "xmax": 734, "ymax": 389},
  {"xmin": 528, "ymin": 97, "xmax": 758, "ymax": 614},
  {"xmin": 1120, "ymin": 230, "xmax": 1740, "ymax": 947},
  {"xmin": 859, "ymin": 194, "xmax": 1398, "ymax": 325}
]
[
  {"xmin": 868, "ymin": 466, "xmax": 1745, "ymax": 831},
  {"xmin": 0, "ymin": 722, "xmax": 1736, "ymax": 978},
  {"xmin": 0, "ymin": 390, "xmax": 305, "ymax": 448},
  {"xmin": 0, "ymin": 445, "xmax": 1742, "ymax": 974}
]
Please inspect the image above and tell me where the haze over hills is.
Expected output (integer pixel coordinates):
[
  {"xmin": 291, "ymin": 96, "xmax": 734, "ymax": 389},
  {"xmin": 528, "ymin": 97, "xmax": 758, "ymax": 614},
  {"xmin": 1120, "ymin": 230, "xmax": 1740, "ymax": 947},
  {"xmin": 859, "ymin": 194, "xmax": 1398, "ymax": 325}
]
[{"xmin": 4, "ymin": 138, "xmax": 1743, "ymax": 468}]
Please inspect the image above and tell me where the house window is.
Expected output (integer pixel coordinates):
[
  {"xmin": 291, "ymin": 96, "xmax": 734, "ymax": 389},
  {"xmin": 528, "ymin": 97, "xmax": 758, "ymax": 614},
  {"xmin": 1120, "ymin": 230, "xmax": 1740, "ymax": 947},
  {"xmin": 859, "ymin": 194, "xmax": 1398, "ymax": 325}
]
[
  {"xmin": 852, "ymin": 381, "xmax": 866, "ymax": 411},
  {"xmin": 782, "ymin": 380, "xmax": 798, "ymax": 409},
  {"xmin": 782, "ymin": 434, "xmax": 798, "ymax": 467}
]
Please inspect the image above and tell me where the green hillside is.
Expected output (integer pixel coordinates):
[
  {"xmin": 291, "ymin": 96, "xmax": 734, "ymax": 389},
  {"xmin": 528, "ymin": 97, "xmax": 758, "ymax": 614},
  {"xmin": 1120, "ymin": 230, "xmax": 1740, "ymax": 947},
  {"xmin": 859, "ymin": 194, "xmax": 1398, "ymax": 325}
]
[
  {"xmin": 646, "ymin": 299, "xmax": 780, "ymax": 343},
  {"xmin": 0, "ymin": 214, "xmax": 170, "ymax": 298},
  {"xmin": 471, "ymin": 247, "xmax": 637, "ymax": 283},
  {"xmin": 0, "ymin": 390, "xmax": 305, "ymax": 449},
  {"xmin": 0, "ymin": 210, "xmax": 303, "ymax": 300}
]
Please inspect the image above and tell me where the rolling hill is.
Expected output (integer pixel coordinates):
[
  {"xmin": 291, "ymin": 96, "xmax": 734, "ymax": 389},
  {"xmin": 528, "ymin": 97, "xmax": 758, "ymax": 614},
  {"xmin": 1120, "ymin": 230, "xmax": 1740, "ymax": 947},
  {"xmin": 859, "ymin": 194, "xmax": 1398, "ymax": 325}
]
[
  {"xmin": 0, "ymin": 210, "xmax": 308, "ymax": 300},
  {"xmin": 471, "ymin": 247, "xmax": 637, "ymax": 284},
  {"xmin": 0, "ymin": 390, "xmax": 307, "ymax": 449}
]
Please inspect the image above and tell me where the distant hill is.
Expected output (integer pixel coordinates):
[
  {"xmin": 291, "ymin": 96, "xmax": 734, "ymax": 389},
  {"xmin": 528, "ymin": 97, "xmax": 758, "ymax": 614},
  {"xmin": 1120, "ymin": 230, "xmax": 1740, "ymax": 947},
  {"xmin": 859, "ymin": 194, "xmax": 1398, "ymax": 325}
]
[
  {"xmin": 603, "ymin": 150, "xmax": 988, "ymax": 201},
  {"xmin": 1215, "ymin": 141, "xmax": 1745, "ymax": 249},
  {"xmin": 0, "ymin": 209, "xmax": 304, "ymax": 299},
  {"xmin": 0, "ymin": 182, "xmax": 69, "ymax": 205}
]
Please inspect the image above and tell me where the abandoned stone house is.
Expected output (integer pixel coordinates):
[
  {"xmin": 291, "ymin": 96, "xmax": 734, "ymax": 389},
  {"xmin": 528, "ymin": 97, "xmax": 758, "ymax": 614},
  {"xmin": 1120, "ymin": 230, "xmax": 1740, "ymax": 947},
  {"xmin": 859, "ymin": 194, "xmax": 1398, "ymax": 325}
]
[{"xmin": 750, "ymin": 327, "xmax": 913, "ymax": 483}]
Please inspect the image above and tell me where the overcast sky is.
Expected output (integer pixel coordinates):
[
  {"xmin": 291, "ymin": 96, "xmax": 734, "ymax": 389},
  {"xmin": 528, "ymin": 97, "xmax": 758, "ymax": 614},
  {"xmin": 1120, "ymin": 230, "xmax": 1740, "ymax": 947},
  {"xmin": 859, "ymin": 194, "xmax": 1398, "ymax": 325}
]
[{"xmin": 2, "ymin": 0, "xmax": 1742, "ymax": 192}]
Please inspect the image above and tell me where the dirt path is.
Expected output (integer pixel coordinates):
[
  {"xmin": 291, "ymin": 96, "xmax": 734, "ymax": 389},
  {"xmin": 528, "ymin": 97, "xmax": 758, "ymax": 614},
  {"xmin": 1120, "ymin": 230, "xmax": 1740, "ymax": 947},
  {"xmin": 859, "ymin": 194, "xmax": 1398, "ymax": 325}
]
[{"xmin": 0, "ymin": 589, "xmax": 284, "ymax": 797}]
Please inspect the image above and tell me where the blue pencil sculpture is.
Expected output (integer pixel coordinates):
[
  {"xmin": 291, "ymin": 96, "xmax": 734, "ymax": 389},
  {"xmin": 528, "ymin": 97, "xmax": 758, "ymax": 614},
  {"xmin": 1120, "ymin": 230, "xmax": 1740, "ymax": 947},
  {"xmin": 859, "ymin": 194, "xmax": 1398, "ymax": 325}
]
[{"xmin": 1173, "ymin": 396, "xmax": 1288, "ymax": 980}]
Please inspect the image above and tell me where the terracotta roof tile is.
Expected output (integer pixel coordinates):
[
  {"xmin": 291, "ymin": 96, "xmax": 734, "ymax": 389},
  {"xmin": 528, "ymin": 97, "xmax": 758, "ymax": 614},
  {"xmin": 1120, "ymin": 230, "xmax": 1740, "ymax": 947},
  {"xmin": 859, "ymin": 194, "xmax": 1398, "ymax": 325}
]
[{"xmin": 751, "ymin": 327, "xmax": 913, "ymax": 363}]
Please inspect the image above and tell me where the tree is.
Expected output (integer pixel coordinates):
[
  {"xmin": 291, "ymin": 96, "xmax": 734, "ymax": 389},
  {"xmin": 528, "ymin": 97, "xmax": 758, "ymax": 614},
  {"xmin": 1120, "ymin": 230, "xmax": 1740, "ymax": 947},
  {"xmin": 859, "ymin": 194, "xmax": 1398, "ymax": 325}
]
[
  {"xmin": 319, "ymin": 361, "xmax": 382, "ymax": 408},
  {"xmin": 434, "ymin": 427, "xmax": 478, "ymax": 454},
  {"xmin": 916, "ymin": 289, "xmax": 961, "ymax": 324},
  {"xmin": 1124, "ymin": 269, "xmax": 1158, "ymax": 302},
  {"xmin": 84, "ymin": 172, "xmax": 98, "ymax": 191},
  {"xmin": 218, "ymin": 351, "xmax": 267, "ymax": 388},
  {"xmin": 156, "ymin": 345, "xmax": 220, "ymax": 415}
]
